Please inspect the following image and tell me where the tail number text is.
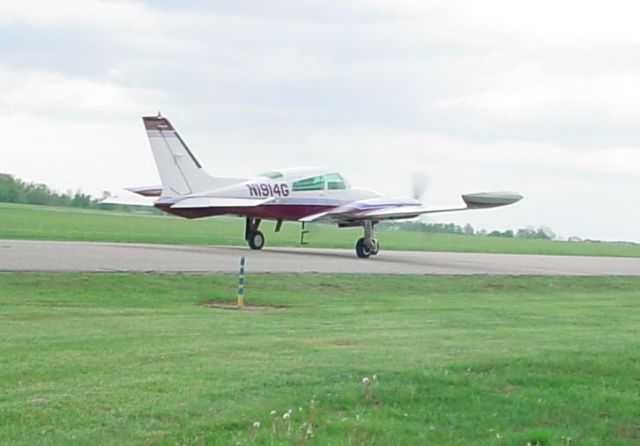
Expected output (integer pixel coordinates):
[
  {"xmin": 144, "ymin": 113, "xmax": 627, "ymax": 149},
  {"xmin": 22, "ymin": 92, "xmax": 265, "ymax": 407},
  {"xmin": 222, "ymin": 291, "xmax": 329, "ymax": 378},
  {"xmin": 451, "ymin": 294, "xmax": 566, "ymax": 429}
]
[{"xmin": 246, "ymin": 183, "xmax": 290, "ymax": 197}]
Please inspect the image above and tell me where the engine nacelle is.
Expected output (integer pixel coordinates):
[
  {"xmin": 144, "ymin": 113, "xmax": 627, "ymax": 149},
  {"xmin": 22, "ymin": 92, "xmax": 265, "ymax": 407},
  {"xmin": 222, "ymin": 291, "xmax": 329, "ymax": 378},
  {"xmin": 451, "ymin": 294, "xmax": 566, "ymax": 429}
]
[{"xmin": 462, "ymin": 191, "xmax": 523, "ymax": 208}]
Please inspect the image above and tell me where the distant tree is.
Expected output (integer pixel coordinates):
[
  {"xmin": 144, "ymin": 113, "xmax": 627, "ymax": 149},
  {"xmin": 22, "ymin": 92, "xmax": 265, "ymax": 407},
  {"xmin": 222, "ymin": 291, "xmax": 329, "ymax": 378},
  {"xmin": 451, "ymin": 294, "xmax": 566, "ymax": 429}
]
[
  {"xmin": 488, "ymin": 230, "xmax": 514, "ymax": 238},
  {"xmin": 517, "ymin": 226, "xmax": 555, "ymax": 240},
  {"xmin": 517, "ymin": 227, "xmax": 535, "ymax": 238},
  {"xmin": 71, "ymin": 191, "xmax": 95, "ymax": 208},
  {"xmin": 537, "ymin": 226, "xmax": 556, "ymax": 240},
  {"xmin": 24, "ymin": 183, "xmax": 53, "ymax": 205},
  {"xmin": 463, "ymin": 223, "xmax": 474, "ymax": 235},
  {"xmin": 0, "ymin": 174, "xmax": 19, "ymax": 202}
]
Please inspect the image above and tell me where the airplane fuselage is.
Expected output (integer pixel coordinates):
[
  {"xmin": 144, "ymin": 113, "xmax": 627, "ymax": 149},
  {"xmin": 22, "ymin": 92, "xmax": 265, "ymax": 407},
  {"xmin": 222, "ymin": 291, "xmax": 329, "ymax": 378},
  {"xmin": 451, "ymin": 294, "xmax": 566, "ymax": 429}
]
[{"xmin": 155, "ymin": 171, "xmax": 383, "ymax": 221}]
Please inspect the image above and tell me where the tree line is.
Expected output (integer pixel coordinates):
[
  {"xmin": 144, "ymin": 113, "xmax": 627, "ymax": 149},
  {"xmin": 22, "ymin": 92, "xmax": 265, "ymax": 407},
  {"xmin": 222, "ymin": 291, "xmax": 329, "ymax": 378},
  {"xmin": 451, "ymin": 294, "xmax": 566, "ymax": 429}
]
[
  {"xmin": 0, "ymin": 173, "xmax": 155, "ymax": 213},
  {"xmin": 380, "ymin": 221, "xmax": 556, "ymax": 240},
  {"xmin": 0, "ymin": 174, "xmax": 100, "ymax": 208}
]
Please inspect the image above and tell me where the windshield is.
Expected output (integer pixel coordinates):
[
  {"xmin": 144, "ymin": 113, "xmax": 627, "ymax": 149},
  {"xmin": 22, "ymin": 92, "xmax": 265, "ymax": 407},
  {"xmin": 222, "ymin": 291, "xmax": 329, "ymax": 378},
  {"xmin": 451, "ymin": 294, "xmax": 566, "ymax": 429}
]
[
  {"xmin": 292, "ymin": 175, "xmax": 325, "ymax": 191},
  {"xmin": 326, "ymin": 173, "xmax": 347, "ymax": 190},
  {"xmin": 258, "ymin": 171, "xmax": 284, "ymax": 180}
]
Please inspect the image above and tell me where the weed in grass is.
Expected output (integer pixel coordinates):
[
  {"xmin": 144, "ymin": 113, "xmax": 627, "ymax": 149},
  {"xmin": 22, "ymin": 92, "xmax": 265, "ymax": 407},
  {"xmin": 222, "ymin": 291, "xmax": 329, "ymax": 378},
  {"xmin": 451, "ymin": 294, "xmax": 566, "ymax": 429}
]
[{"xmin": 361, "ymin": 375, "xmax": 379, "ymax": 405}]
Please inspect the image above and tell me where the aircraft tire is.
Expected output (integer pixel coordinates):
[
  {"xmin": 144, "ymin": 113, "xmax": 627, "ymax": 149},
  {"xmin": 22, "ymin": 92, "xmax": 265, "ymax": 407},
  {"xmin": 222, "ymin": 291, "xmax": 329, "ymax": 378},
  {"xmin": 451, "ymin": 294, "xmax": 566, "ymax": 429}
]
[
  {"xmin": 248, "ymin": 230, "xmax": 265, "ymax": 250},
  {"xmin": 371, "ymin": 240, "xmax": 380, "ymax": 255},
  {"xmin": 355, "ymin": 237, "xmax": 372, "ymax": 258}
]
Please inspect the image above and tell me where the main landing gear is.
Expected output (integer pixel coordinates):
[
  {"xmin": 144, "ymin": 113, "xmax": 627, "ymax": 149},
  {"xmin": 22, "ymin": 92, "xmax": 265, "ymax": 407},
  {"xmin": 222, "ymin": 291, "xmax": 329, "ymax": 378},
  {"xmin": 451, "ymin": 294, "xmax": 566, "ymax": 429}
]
[
  {"xmin": 355, "ymin": 220, "xmax": 380, "ymax": 259},
  {"xmin": 244, "ymin": 216, "xmax": 380, "ymax": 258},
  {"xmin": 244, "ymin": 218, "xmax": 284, "ymax": 250},
  {"xmin": 245, "ymin": 217, "xmax": 264, "ymax": 250}
]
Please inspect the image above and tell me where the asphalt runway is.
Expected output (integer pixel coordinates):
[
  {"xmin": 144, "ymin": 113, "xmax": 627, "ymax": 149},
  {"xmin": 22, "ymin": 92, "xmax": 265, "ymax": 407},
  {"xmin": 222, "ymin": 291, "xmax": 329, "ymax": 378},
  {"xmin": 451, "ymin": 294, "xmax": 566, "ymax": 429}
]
[{"xmin": 1, "ymin": 239, "xmax": 639, "ymax": 275}]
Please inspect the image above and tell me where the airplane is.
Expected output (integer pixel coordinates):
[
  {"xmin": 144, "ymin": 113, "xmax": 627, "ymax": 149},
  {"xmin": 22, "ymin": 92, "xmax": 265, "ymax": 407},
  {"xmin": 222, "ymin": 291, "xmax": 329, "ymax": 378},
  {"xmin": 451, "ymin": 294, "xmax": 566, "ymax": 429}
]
[{"xmin": 127, "ymin": 113, "xmax": 523, "ymax": 258}]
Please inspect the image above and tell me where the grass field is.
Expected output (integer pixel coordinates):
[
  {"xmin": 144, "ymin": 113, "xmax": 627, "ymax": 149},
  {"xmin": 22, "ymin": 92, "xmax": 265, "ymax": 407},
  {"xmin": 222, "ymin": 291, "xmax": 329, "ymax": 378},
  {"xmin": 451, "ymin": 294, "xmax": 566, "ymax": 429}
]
[
  {"xmin": 1, "ymin": 203, "xmax": 639, "ymax": 258},
  {"xmin": 2, "ymin": 273, "xmax": 639, "ymax": 445}
]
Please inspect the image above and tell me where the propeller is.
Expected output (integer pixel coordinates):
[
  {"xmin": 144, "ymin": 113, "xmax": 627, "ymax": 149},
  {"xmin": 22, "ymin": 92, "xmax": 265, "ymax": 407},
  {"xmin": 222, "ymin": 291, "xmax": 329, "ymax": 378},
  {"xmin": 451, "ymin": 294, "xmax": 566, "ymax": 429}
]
[{"xmin": 411, "ymin": 172, "xmax": 429, "ymax": 202}]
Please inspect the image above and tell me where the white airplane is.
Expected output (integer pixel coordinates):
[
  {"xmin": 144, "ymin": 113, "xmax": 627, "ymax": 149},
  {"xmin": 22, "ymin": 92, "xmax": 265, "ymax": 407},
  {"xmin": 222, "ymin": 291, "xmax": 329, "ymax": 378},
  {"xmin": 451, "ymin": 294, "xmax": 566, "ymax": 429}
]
[{"xmin": 129, "ymin": 114, "xmax": 523, "ymax": 258}]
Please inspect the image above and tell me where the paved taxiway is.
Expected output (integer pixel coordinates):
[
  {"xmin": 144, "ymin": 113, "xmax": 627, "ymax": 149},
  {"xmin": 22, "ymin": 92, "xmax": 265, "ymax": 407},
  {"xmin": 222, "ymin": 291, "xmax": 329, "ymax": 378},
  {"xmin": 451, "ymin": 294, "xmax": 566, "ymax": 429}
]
[{"xmin": 1, "ymin": 239, "xmax": 639, "ymax": 275}]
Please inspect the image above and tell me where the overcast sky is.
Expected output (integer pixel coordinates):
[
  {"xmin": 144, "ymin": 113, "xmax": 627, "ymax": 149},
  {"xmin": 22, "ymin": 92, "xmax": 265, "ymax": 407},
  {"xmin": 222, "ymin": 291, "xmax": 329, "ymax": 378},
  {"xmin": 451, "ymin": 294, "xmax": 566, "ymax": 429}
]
[{"xmin": 2, "ymin": 0, "xmax": 639, "ymax": 241}]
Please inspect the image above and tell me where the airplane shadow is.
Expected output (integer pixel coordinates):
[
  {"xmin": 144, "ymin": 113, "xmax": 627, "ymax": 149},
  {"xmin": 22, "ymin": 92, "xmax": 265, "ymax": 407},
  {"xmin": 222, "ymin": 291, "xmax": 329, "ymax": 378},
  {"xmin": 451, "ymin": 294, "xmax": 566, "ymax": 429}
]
[
  {"xmin": 214, "ymin": 246, "xmax": 433, "ymax": 266},
  {"xmin": 125, "ymin": 243, "xmax": 446, "ymax": 268}
]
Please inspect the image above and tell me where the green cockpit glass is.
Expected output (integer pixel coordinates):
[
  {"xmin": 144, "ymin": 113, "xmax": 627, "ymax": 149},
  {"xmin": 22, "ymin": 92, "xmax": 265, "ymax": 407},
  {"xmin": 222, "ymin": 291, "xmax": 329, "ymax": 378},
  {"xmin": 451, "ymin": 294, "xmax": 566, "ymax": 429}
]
[
  {"xmin": 258, "ymin": 171, "xmax": 284, "ymax": 179},
  {"xmin": 292, "ymin": 175, "xmax": 325, "ymax": 192},
  {"xmin": 326, "ymin": 173, "xmax": 347, "ymax": 190}
]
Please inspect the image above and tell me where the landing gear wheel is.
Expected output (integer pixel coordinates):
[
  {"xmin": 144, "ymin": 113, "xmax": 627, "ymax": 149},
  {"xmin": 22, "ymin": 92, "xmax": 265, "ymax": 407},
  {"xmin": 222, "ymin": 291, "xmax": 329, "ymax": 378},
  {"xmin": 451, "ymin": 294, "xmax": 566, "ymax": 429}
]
[
  {"xmin": 371, "ymin": 240, "xmax": 380, "ymax": 255},
  {"xmin": 355, "ymin": 237, "xmax": 373, "ymax": 258},
  {"xmin": 248, "ymin": 230, "xmax": 265, "ymax": 250}
]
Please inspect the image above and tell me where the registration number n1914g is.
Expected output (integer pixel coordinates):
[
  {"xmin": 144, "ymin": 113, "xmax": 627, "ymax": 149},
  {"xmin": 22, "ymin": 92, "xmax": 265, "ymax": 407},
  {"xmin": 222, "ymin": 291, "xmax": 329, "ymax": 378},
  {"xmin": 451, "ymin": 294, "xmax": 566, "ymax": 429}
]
[{"xmin": 246, "ymin": 183, "xmax": 290, "ymax": 197}]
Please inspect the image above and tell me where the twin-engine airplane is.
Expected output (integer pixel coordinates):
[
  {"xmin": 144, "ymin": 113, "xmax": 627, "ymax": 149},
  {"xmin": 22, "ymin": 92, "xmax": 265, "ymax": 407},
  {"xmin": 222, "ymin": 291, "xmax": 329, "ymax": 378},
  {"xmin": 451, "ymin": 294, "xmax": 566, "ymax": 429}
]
[{"xmin": 130, "ymin": 114, "xmax": 522, "ymax": 258}]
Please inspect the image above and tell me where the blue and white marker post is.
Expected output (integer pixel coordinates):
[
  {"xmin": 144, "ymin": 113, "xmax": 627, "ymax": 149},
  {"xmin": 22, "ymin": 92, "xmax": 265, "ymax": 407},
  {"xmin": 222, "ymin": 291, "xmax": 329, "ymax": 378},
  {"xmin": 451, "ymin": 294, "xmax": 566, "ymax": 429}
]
[{"xmin": 237, "ymin": 256, "xmax": 246, "ymax": 308}]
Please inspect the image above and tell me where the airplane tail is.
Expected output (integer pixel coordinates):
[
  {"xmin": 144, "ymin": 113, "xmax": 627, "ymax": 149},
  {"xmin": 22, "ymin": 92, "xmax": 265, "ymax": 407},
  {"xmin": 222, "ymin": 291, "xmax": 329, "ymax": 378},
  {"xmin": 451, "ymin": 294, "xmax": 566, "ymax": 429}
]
[{"xmin": 143, "ymin": 115, "xmax": 243, "ymax": 197}]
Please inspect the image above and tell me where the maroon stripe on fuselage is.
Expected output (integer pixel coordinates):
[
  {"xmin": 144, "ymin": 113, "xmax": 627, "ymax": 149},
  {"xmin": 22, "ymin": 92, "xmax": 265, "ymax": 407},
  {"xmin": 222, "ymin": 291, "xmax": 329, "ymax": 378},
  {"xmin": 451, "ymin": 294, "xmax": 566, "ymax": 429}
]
[{"xmin": 155, "ymin": 203, "xmax": 336, "ymax": 220}]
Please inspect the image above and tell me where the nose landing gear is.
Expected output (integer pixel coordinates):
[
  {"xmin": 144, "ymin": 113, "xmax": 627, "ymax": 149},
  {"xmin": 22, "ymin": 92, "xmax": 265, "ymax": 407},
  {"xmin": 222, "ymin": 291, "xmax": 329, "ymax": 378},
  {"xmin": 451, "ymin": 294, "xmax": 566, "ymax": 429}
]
[
  {"xmin": 355, "ymin": 220, "xmax": 380, "ymax": 258},
  {"xmin": 356, "ymin": 237, "xmax": 379, "ymax": 258}
]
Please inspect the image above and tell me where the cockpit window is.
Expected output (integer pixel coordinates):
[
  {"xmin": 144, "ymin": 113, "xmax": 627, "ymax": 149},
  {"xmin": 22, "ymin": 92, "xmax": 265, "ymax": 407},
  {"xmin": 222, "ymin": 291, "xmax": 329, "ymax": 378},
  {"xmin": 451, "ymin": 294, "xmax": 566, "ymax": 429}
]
[
  {"xmin": 292, "ymin": 175, "xmax": 325, "ymax": 191},
  {"xmin": 326, "ymin": 173, "xmax": 347, "ymax": 190},
  {"xmin": 258, "ymin": 171, "xmax": 283, "ymax": 180}
]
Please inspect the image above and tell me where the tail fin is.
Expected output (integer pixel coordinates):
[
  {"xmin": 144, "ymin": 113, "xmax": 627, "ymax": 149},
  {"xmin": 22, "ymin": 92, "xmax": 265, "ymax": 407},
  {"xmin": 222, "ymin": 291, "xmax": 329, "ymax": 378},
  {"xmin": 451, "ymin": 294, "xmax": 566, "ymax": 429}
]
[{"xmin": 143, "ymin": 115, "xmax": 242, "ymax": 197}]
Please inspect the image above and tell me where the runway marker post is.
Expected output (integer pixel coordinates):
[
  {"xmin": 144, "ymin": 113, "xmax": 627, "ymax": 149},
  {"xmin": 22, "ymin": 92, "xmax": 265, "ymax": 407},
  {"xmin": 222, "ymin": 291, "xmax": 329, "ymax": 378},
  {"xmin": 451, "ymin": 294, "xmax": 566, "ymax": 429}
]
[{"xmin": 237, "ymin": 256, "xmax": 246, "ymax": 308}]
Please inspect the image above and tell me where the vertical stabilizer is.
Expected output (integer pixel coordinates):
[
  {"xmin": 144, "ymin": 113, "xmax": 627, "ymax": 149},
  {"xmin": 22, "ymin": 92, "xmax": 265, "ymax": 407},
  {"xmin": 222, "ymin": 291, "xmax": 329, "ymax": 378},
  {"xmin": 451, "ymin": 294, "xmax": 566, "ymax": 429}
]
[{"xmin": 143, "ymin": 115, "xmax": 242, "ymax": 197}]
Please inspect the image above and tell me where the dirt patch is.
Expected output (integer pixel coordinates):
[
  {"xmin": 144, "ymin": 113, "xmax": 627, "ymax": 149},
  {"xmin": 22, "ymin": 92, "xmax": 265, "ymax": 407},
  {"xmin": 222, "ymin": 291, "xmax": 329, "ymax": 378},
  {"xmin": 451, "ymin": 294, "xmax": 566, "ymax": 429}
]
[
  {"xmin": 501, "ymin": 384, "xmax": 522, "ymax": 396},
  {"xmin": 200, "ymin": 300, "xmax": 290, "ymax": 311},
  {"xmin": 615, "ymin": 423, "xmax": 640, "ymax": 440}
]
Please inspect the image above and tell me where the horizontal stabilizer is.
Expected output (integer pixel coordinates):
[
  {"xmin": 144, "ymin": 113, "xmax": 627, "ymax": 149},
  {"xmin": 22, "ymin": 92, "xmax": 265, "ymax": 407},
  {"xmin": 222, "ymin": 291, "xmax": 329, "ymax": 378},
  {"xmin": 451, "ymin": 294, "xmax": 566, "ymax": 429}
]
[
  {"xmin": 101, "ymin": 195, "xmax": 154, "ymax": 207},
  {"xmin": 170, "ymin": 197, "xmax": 273, "ymax": 209},
  {"xmin": 126, "ymin": 186, "xmax": 163, "ymax": 197}
]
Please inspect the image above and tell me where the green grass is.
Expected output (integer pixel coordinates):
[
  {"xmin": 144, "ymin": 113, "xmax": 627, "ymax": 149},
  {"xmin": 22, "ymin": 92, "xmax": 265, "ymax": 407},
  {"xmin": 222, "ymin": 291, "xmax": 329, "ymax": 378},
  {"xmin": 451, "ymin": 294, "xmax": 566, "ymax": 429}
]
[
  {"xmin": 1, "ymin": 273, "xmax": 640, "ymax": 445},
  {"xmin": 1, "ymin": 203, "xmax": 640, "ymax": 257}
]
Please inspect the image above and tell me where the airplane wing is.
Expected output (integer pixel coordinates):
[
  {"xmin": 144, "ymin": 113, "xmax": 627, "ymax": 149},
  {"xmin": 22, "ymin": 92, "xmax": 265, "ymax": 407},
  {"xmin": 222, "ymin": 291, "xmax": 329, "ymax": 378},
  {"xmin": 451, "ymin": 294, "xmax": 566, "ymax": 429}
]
[
  {"xmin": 360, "ymin": 205, "xmax": 467, "ymax": 219},
  {"xmin": 101, "ymin": 187, "xmax": 159, "ymax": 206},
  {"xmin": 301, "ymin": 191, "xmax": 523, "ymax": 223}
]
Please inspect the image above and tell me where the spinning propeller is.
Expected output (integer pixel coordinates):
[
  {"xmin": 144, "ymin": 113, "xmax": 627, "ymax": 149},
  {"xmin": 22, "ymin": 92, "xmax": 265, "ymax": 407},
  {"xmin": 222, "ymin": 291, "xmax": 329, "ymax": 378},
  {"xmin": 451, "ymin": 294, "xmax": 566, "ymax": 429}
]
[{"xmin": 411, "ymin": 172, "xmax": 429, "ymax": 202}]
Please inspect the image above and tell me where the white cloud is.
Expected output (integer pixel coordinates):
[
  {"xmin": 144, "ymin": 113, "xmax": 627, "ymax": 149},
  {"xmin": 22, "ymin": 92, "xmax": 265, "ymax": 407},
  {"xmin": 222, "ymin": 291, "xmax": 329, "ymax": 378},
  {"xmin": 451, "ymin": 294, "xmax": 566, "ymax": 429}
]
[
  {"xmin": 0, "ymin": 67, "xmax": 130, "ymax": 114},
  {"xmin": 371, "ymin": 0, "xmax": 640, "ymax": 46},
  {"xmin": 435, "ymin": 64, "xmax": 640, "ymax": 124},
  {"xmin": 0, "ymin": 0, "xmax": 156, "ymax": 28},
  {"xmin": 0, "ymin": 111, "xmax": 157, "ymax": 195}
]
